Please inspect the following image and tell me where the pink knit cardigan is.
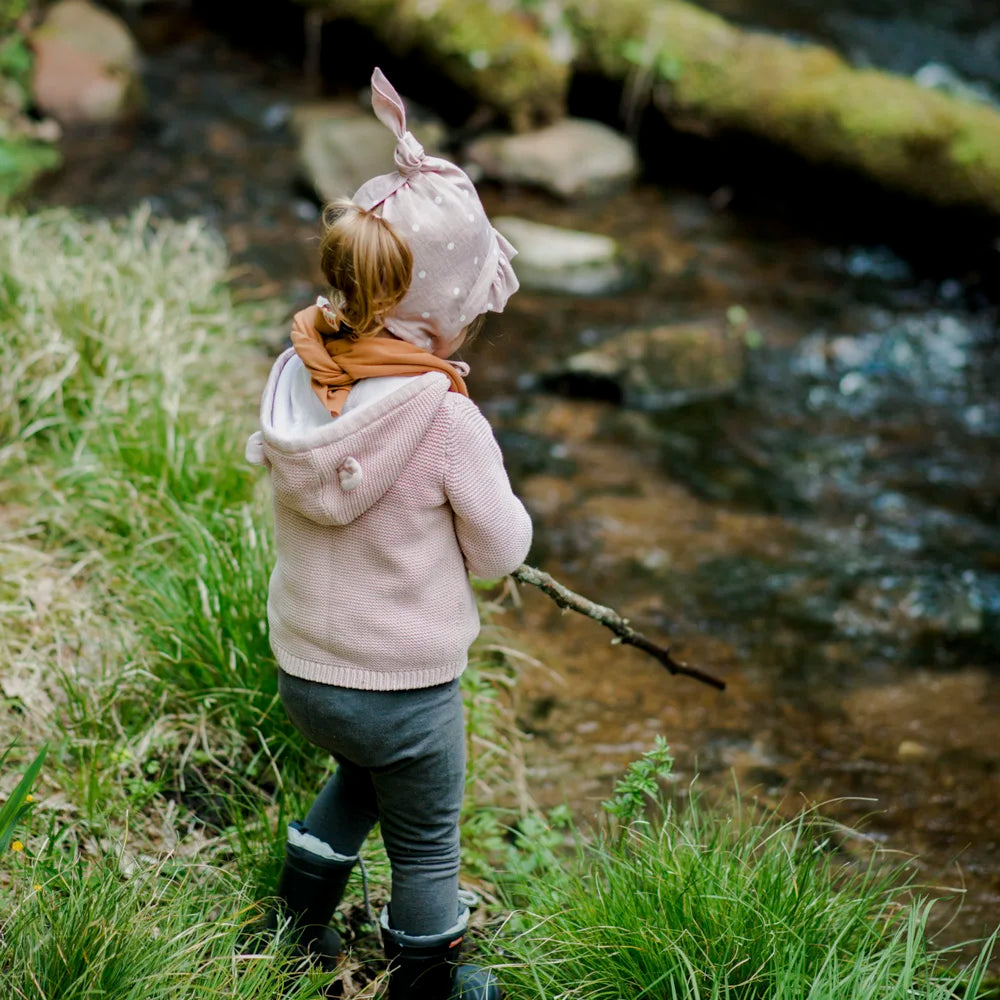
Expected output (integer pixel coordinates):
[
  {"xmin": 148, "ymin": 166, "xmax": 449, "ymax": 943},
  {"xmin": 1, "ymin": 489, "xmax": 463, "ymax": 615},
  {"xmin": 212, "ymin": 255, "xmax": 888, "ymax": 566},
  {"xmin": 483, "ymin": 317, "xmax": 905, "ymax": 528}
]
[{"xmin": 246, "ymin": 349, "xmax": 533, "ymax": 691}]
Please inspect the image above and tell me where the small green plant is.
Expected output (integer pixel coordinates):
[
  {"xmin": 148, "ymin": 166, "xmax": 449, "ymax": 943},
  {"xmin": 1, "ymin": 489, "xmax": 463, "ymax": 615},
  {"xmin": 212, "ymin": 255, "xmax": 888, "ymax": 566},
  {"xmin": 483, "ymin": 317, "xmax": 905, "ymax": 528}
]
[
  {"xmin": 0, "ymin": 138, "xmax": 61, "ymax": 209},
  {"xmin": 0, "ymin": 744, "xmax": 45, "ymax": 853},
  {"xmin": 0, "ymin": 3, "xmax": 34, "ymax": 119},
  {"xmin": 0, "ymin": 0, "xmax": 31, "ymax": 32},
  {"xmin": 601, "ymin": 733, "xmax": 674, "ymax": 824},
  {"xmin": 0, "ymin": 32, "xmax": 32, "ymax": 91}
]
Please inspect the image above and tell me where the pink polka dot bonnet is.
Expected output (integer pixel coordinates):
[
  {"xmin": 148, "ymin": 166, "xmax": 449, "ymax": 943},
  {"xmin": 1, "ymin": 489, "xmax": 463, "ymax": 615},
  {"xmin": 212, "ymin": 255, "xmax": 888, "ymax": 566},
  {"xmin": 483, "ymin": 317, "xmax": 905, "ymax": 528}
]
[{"xmin": 352, "ymin": 68, "xmax": 519, "ymax": 355}]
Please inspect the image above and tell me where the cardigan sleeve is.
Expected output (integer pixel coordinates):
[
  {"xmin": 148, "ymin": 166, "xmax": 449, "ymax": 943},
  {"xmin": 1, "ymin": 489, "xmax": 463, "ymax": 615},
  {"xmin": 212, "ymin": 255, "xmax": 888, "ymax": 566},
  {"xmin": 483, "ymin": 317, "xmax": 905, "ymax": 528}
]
[{"xmin": 444, "ymin": 396, "xmax": 533, "ymax": 580}]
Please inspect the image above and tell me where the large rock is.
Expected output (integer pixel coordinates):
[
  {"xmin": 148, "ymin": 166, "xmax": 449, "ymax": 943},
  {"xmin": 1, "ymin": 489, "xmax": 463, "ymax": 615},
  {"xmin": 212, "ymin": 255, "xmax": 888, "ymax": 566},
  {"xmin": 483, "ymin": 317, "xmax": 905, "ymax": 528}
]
[
  {"xmin": 292, "ymin": 101, "xmax": 446, "ymax": 203},
  {"xmin": 30, "ymin": 0, "xmax": 142, "ymax": 124},
  {"xmin": 493, "ymin": 216, "xmax": 634, "ymax": 296},
  {"xmin": 550, "ymin": 321, "xmax": 746, "ymax": 409},
  {"xmin": 465, "ymin": 118, "xmax": 638, "ymax": 199}
]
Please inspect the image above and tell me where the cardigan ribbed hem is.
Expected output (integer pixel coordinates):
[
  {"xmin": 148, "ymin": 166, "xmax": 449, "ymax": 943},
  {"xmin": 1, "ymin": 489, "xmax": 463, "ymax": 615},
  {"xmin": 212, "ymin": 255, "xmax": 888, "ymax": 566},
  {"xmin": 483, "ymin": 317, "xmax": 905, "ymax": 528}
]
[{"xmin": 274, "ymin": 644, "xmax": 468, "ymax": 692}]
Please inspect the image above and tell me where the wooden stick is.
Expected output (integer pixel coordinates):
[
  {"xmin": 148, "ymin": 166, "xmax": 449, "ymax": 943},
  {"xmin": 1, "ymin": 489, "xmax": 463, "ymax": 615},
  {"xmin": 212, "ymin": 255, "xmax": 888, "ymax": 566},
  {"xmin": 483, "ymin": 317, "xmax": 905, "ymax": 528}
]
[{"xmin": 511, "ymin": 564, "xmax": 726, "ymax": 692}]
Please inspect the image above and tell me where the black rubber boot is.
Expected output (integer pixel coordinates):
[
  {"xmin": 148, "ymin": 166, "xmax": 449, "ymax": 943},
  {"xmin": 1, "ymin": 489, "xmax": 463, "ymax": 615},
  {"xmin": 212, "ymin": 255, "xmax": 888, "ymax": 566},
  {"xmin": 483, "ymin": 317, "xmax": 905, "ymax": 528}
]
[
  {"xmin": 269, "ymin": 822, "xmax": 356, "ymax": 972},
  {"xmin": 380, "ymin": 906, "xmax": 500, "ymax": 1000}
]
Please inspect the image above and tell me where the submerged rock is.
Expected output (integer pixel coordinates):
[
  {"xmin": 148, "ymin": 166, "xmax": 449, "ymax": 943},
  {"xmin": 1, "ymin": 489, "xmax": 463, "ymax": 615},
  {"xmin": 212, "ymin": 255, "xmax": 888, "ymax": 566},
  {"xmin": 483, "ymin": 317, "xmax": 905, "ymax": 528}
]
[
  {"xmin": 493, "ymin": 216, "xmax": 634, "ymax": 296},
  {"xmin": 833, "ymin": 570, "xmax": 990, "ymax": 659},
  {"xmin": 897, "ymin": 739, "xmax": 932, "ymax": 762},
  {"xmin": 547, "ymin": 320, "xmax": 746, "ymax": 410},
  {"xmin": 292, "ymin": 101, "xmax": 446, "ymax": 203},
  {"xmin": 30, "ymin": 0, "xmax": 142, "ymax": 124},
  {"xmin": 465, "ymin": 118, "xmax": 638, "ymax": 199}
]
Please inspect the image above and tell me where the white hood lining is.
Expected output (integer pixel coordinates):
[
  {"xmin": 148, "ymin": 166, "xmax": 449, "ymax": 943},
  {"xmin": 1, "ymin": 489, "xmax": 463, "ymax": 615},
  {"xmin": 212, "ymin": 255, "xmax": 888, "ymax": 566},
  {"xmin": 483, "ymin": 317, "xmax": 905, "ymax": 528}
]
[{"xmin": 262, "ymin": 349, "xmax": 448, "ymax": 451}]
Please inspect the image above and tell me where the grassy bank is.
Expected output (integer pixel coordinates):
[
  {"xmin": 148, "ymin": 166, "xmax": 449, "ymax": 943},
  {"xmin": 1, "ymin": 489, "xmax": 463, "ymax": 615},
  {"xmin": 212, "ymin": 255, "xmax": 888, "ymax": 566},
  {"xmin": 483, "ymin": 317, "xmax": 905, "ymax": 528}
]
[
  {"xmin": 0, "ymin": 206, "xmax": 522, "ymax": 997},
  {"xmin": 1, "ymin": 207, "xmax": 995, "ymax": 998},
  {"xmin": 0, "ymin": 206, "xmax": 336, "ymax": 997}
]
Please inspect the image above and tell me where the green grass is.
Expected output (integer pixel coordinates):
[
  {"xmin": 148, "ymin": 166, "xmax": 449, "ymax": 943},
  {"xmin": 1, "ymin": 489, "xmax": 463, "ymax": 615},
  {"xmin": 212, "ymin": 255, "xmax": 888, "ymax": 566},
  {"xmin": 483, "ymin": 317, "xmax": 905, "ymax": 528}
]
[
  {"xmin": 1, "ymin": 206, "xmax": 995, "ymax": 998},
  {"xmin": 0, "ymin": 206, "xmax": 290, "ymax": 811},
  {"xmin": 490, "ymin": 739, "xmax": 997, "ymax": 1000},
  {"xmin": 0, "ymin": 206, "xmax": 528, "ymax": 996},
  {"xmin": 3, "ymin": 846, "xmax": 341, "ymax": 1000}
]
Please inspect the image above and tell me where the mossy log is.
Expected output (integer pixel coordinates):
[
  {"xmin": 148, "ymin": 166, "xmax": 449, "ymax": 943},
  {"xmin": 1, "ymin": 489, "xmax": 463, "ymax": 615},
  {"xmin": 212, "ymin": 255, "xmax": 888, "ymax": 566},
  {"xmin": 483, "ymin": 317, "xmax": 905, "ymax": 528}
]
[
  {"xmin": 297, "ymin": 0, "xmax": 569, "ymax": 130},
  {"xmin": 564, "ymin": 0, "xmax": 1000, "ymax": 215},
  {"xmin": 296, "ymin": 0, "xmax": 1000, "ymax": 215}
]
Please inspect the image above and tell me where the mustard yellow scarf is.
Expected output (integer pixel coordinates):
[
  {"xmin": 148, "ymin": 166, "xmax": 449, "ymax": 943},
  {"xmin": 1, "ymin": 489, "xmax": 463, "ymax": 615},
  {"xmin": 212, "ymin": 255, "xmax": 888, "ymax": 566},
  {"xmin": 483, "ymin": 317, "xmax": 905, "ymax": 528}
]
[{"xmin": 290, "ymin": 305, "xmax": 469, "ymax": 417}]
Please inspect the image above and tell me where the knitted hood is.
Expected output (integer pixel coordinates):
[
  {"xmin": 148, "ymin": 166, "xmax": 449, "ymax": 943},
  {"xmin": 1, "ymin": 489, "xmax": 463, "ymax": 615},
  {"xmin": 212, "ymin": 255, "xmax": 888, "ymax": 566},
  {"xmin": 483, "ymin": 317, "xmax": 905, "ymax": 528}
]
[{"xmin": 245, "ymin": 348, "xmax": 451, "ymax": 526}]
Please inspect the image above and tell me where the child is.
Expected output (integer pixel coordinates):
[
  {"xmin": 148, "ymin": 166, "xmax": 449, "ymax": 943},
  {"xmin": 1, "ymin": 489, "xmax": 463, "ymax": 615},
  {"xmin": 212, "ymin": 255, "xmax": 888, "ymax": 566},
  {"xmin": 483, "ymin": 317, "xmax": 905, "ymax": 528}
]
[{"xmin": 245, "ymin": 68, "xmax": 532, "ymax": 1000}]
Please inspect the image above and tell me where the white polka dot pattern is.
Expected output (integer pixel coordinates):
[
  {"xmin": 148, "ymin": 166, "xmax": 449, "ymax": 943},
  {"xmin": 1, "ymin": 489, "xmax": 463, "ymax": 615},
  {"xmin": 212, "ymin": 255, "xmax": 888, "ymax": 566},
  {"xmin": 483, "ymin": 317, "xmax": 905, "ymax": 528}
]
[{"xmin": 351, "ymin": 67, "xmax": 519, "ymax": 357}]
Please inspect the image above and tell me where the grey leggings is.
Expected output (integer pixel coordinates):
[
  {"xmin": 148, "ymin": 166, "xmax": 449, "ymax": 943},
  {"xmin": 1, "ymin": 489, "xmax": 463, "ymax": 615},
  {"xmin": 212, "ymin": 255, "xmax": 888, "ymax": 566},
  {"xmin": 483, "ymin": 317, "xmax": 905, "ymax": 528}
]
[{"xmin": 277, "ymin": 670, "xmax": 466, "ymax": 936}]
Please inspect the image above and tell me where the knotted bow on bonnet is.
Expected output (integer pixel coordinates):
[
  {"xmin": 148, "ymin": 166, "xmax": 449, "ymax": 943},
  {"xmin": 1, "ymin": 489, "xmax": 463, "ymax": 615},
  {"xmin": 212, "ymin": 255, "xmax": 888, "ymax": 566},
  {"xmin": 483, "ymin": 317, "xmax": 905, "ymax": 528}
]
[{"xmin": 351, "ymin": 68, "xmax": 519, "ymax": 356}]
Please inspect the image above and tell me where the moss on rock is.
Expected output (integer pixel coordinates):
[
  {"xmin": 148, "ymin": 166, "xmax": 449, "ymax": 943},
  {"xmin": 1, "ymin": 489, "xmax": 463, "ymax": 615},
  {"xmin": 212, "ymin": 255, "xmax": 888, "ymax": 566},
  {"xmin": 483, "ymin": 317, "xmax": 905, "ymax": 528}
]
[
  {"xmin": 297, "ymin": 0, "xmax": 568, "ymax": 130},
  {"xmin": 565, "ymin": 0, "xmax": 1000, "ymax": 215}
]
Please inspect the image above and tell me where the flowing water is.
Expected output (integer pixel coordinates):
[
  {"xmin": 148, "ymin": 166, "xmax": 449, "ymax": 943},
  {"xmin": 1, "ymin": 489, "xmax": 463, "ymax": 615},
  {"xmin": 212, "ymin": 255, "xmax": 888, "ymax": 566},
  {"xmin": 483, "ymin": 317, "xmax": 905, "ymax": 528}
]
[{"xmin": 30, "ymin": 5, "xmax": 1000, "ymax": 964}]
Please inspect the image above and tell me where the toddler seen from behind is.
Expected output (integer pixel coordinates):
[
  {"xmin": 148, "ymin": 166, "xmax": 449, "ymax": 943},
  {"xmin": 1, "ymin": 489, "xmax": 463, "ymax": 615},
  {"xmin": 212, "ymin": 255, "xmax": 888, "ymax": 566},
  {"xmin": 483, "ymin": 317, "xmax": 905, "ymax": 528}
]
[{"xmin": 245, "ymin": 67, "xmax": 532, "ymax": 999}]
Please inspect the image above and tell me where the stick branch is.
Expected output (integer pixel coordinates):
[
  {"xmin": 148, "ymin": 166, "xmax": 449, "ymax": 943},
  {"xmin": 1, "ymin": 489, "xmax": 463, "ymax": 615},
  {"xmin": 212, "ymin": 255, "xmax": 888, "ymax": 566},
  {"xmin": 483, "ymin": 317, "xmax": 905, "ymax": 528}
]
[{"xmin": 511, "ymin": 564, "xmax": 726, "ymax": 692}]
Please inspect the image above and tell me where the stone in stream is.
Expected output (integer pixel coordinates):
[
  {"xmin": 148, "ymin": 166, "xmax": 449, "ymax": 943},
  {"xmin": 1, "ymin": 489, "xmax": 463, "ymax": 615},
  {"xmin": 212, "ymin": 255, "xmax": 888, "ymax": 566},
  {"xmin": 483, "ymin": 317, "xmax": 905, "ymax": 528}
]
[
  {"xmin": 30, "ymin": 0, "xmax": 143, "ymax": 124},
  {"xmin": 837, "ymin": 572, "xmax": 988, "ymax": 645},
  {"xmin": 465, "ymin": 118, "xmax": 639, "ymax": 200},
  {"xmin": 493, "ymin": 216, "xmax": 635, "ymax": 296},
  {"xmin": 291, "ymin": 102, "xmax": 446, "ymax": 203},
  {"xmin": 897, "ymin": 739, "xmax": 932, "ymax": 762},
  {"xmin": 544, "ymin": 321, "xmax": 746, "ymax": 410}
]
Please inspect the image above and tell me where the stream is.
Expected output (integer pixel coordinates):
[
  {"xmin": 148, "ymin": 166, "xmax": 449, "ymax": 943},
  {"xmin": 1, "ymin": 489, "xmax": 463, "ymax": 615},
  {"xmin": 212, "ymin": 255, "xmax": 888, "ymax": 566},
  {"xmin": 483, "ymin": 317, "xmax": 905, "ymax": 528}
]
[{"xmin": 29, "ymin": 4, "xmax": 999, "ymax": 966}]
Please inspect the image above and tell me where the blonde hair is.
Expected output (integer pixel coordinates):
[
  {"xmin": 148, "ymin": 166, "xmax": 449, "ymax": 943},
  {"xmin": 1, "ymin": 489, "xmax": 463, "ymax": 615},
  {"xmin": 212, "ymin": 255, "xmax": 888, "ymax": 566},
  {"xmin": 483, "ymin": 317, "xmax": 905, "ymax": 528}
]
[
  {"xmin": 319, "ymin": 199, "xmax": 413, "ymax": 339},
  {"xmin": 462, "ymin": 312, "xmax": 487, "ymax": 345}
]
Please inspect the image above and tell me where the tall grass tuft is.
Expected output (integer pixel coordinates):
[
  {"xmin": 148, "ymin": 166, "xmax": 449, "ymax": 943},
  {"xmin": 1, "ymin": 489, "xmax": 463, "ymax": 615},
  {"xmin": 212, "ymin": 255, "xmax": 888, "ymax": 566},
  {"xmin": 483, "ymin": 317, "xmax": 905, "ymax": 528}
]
[
  {"xmin": 1, "ymin": 846, "xmax": 339, "ymax": 1000},
  {"xmin": 0, "ymin": 207, "xmax": 234, "ymax": 466},
  {"xmin": 0, "ymin": 206, "xmax": 263, "ymax": 560},
  {"xmin": 0, "ymin": 207, "xmax": 292, "ymax": 817},
  {"xmin": 138, "ymin": 501, "xmax": 282, "ymax": 733},
  {"xmin": 0, "ymin": 745, "xmax": 45, "ymax": 852},
  {"xmin": 492, "ymin": 738, "xmax": 996, "ymax": 1000}
]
